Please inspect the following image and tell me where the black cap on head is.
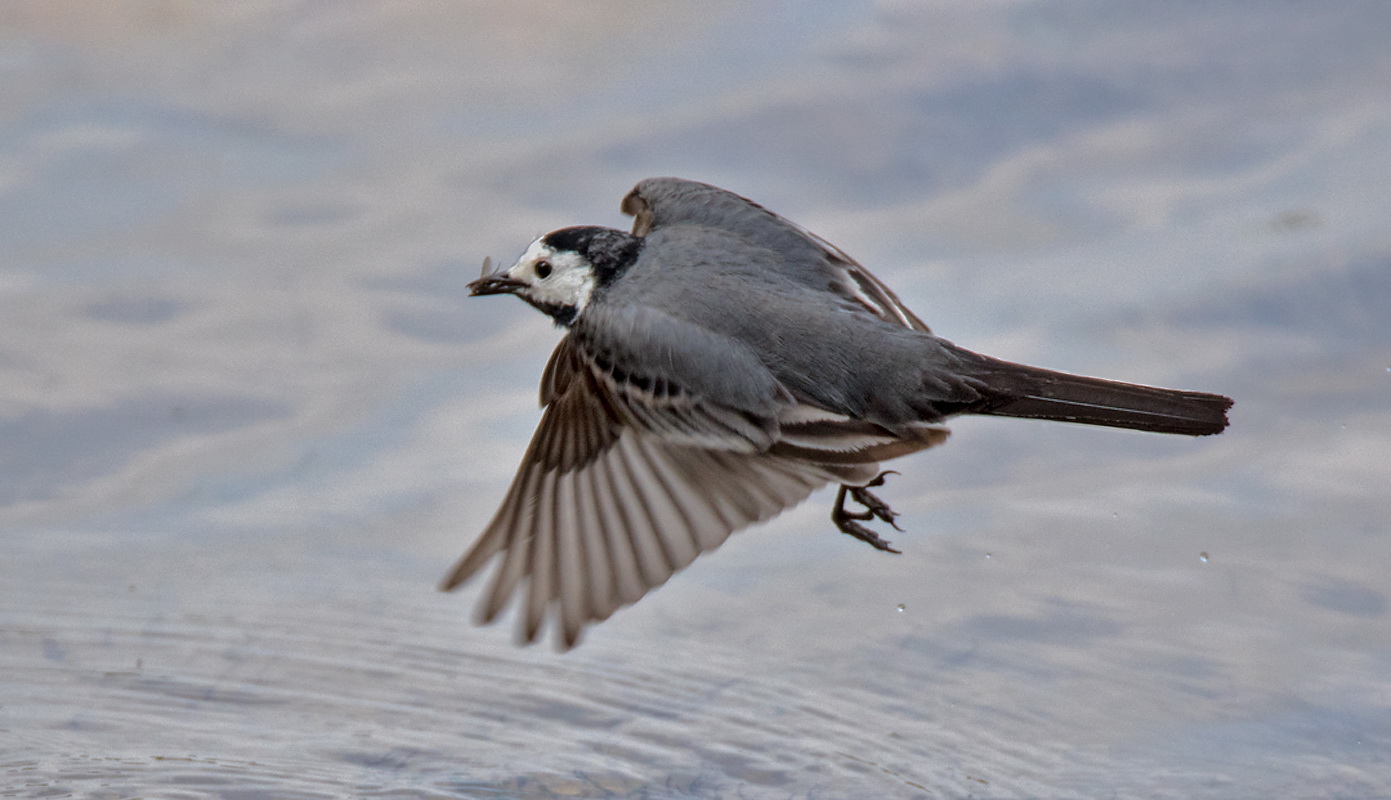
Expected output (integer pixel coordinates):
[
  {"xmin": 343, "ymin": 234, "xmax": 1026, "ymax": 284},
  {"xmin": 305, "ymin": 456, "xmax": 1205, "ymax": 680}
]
[{"xmin": 542, "ymin": 226, "xmax": 643, "ymax": 285}]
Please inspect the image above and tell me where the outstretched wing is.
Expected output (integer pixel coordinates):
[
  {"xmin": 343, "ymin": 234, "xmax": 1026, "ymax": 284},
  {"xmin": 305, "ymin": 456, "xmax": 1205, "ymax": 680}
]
[
  {"xmin": 440, "ymin": 337, "xmax": 840, "ymax": 649},
  {"xmin": 621, "ymin": 176, "xmax": 932, "ymax": 333}
]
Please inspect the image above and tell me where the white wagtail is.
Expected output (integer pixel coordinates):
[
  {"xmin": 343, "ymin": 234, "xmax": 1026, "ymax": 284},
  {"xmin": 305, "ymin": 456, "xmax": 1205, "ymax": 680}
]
[{"xmin": 443, "ymin": 177, "xmax": 1232, "ymax": 648}]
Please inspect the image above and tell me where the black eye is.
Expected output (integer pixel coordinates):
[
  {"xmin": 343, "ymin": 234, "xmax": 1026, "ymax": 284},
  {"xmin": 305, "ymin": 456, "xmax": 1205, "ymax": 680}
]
[{"xmin": 534, "ymin": 260, "xmax": 552, "ymax": 279}]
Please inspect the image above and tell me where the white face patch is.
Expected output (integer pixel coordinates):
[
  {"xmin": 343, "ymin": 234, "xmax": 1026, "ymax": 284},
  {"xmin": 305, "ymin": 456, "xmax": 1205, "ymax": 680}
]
[{"xmin": 506, "ymin": 238, "xmax": 598, "ymax": 315}]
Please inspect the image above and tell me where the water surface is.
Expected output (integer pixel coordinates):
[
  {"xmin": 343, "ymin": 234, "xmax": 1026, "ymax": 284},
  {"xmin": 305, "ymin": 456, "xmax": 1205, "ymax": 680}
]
[{"xmin": 3, "ymin": 2, "xmax": 1390, "ymax": 797}]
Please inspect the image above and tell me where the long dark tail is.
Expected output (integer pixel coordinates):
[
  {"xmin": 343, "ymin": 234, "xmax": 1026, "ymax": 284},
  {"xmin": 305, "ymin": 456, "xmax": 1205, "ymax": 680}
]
[{"xmin": 964, "ymin": 357, "xmax": 1232, "ymax": 436}]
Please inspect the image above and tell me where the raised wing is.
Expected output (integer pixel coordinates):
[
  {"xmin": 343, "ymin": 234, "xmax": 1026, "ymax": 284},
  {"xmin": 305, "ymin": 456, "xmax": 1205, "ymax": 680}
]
[{"xmin": 621, "ymin": 177, "xmax": 932, "ymax": 333}]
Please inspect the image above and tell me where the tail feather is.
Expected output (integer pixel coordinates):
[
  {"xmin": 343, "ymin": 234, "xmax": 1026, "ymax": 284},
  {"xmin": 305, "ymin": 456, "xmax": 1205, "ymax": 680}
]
[{"xmin": 966, "ymin": 359, "xmax": 1232, "ymax": 436}]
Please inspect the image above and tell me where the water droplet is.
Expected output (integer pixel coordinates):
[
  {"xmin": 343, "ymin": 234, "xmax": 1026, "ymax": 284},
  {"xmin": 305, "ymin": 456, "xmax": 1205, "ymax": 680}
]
[
  {"xmin": 1199, "ymin": 552, "xmax": 1210, "ymax": 563},
  {"xmin": 896, "ymin": 603, "xmax": 906, "ymax": 613},
  {"xmin": 984, "ymin": 552, "xmax": 992, "ymax": 559}
]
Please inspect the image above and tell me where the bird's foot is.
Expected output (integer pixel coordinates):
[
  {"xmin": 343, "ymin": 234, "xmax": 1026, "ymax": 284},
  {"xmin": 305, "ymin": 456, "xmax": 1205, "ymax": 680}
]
[{"xmin": 832, "ymin": 471, "xmax": 903, "ymax": 553}]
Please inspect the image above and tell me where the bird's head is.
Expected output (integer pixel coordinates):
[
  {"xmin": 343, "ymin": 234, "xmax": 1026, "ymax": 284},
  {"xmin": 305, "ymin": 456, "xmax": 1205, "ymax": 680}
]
[{"xmin": 470, "ymin": 226, "xmax": 642, "ymax": 327}]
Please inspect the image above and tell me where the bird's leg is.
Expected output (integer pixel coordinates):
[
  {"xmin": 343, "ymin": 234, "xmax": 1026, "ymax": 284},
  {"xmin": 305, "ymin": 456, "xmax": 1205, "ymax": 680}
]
[
  {"xmin": 831, "ymin": 471, "xmax": 903, "ymax": 553},
  {"xmin": 849, "ymin": 471, "xmax": 903, "ymax": 528}
]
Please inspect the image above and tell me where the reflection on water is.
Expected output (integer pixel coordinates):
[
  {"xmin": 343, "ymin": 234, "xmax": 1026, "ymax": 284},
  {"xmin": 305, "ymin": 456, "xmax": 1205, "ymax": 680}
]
[{"xmin": 3, "ymin": 1, "xmax": 1391, "ymax": 797}]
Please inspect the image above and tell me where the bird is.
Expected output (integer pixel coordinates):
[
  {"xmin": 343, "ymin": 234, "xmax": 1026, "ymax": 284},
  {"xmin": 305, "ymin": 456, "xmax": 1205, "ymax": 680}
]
[{"xmin": 441, "ymin": 177, "xmax": 1232, "ymax": 649}]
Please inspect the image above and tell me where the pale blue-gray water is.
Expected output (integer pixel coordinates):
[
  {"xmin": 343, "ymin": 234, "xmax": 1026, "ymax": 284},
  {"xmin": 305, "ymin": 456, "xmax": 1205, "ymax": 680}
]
[{"xmin": 3, "ymin": 2, "xmax": 1389, "ymax": 798}]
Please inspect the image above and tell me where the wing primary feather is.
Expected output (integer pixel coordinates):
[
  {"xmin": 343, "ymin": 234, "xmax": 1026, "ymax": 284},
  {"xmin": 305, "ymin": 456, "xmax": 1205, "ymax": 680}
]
[
  {"xmin": 611, "ymin": 436, "xmax": 684, "ymax": 585},
  {"xmin": 719, "ymin": 453, "xmax": 791, "ymax": 519},
  {"xmin": 441, "ymin": 443, "xmax": 541, "ymax": 592},
  {"xmin": 727, "ymin": 455, "xmax": 807, "ymax": 516},
  {"xmin": 697, "ymin": 450, "xmax": 775, "ymax": 521},
  {"xmin": 672, "ymin": 450, "xmax": 742, "ymax": 530},
  {"xmin": 479, "ymin": 482, "xmax": 534, "ymax": 623},
  {"xmin": 439, "ymin": 524, "xmax": 502, "ymax": 592},
  {"xmin": 664, "ymin": 449, "xmax": 732, "ymax": 551},
  {"xmin": 554, "ymin": 473, "xmax": 587, "ymax": 649},
  {"xmin": 749, "ymin": 457, "xmax": 831, "ymax": 511},
  {"xmin": 599, "ymin": 436, "xmax": 667, "ymax": 587},
  {"xmin": 521, "ymin": 470, "xmax": 559, "ymax": 642},
  {"xmin": 637, "ymin": 437, "xmax": 709, "ymax": 569},
  {"xmin": 575, "ymin": 451, "xmax": 619, "ymax": 624},
  {"xmin": 632, "ymin": 437, "xmax": 705, "ymax": 564},
  {"xmin": 474, "ymin": 447, "xmax": 552, "ymax": 621},
  {"xmin": 544, "ymin": 467, "xmax": 569, "ymax": 637},
  {"xmin": 591, "ymin": 439, "xmax": 651, "ymax": 609}
]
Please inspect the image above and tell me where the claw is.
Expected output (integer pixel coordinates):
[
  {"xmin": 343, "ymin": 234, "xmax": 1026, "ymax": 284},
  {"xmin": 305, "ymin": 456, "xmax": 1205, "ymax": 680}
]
[
  {"xmin": 866, "ymin": 470, "xmax": 899, "ymax": 488},
  {"xmin": 848, "ymin": 484, "xmax": 902, "ymax": 531},
  {"xmin": 831, "ymin": 472, "xmax": 905, "ymax": 553}
]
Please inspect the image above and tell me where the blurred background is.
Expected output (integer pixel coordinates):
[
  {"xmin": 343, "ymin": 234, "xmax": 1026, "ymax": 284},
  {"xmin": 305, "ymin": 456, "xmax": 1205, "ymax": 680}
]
[{"xmin": 2, "ymin": 2, "xmax": 1389, "ymax": 797}]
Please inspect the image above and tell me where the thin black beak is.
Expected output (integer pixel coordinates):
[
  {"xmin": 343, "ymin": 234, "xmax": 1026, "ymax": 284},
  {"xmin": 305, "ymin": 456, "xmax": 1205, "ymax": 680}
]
[{"xmin": 468, "ymin": 274, "xmax": 527, "ymax": 296}]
